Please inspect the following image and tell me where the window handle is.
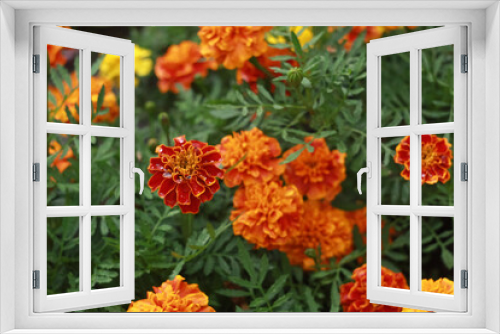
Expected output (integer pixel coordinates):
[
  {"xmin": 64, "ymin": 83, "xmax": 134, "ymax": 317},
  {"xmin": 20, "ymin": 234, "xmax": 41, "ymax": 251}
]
[
  {"xmin": 357, "ymin": 162, "xmax": 372, "ymax": 195},
  {"xmin": 129, "ymin": 162, "xmax": 144, "ymax": 195}
]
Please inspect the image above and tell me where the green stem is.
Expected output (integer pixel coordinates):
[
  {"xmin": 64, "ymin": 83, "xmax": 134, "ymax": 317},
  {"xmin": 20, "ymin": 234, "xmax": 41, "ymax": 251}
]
[
  {"xmin": 181, "ymin": 213, "xmax": 194, "ymax": 243},
  {"xmin": 249, "ymin": 57, "xmax": 274, "ymax": 78}
]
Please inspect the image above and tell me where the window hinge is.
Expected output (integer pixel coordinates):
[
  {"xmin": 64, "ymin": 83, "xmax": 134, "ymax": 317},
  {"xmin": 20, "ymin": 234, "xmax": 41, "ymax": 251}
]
[
  {"xmin": 33, "ymin": 163, "xmax": 40, "ymax": 182},
  {"xmin": 33, "ymin": 54, "xmax": 40, "ymax": 73},
  {"xmin": 461, "ymin": 54, "xmax": 468, "ymax": 73},
  {"xmin": 461, "ymin": 162, "xmax": 468, "ymax": 181},
  {"xmin": 33, "ymin": 270, "xmax": 40, "ymax": 289},
  {"xmin": 461, "ymin": 270, "xmax": 468, "ymax": 289}
]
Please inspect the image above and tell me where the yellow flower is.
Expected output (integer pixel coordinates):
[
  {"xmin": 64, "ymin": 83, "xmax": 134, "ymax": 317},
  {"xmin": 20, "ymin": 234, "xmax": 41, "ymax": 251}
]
[
  {"xmin": 402, "ymin": 278, "xmax": 454, "ymax": 312},
  {"xmin": 267, "ymin": 26, "xmax": 314, "ymax": 48},
  {"xmin": 99, "ymin": 45, "xmax": 153, "ymax": 86}
]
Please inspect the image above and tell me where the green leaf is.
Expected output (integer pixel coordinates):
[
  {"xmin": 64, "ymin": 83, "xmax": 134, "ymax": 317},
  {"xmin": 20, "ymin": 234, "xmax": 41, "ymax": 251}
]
[
  {"xmin": 216, "ymin": 289, "xmax": 251, "ymax": 298},
  {"xmin": 228, "ymin": 276, "xmax": 256, "ymax": 289},
  {"xmin": 330, "ymin": 279, "xmax": 340, "ymax": 312},
  {"xmin": 249, "ymin": 297, "xmax": 267, "ymax": 308},
  {"xmin": 290, "ymin": 31, "xmax": 304, "ymax": 59},
  {"xmin": 237, "ymin": 239, "xmax": 256, "ymax": 280},
  {"xmin": 65, "ymin": 106, "xmax": 77, "ymax": 124},
  {"xmin": 206, "ymin": 223, "xmax": 216, "ymax": 239},
  {"xmin": 169, "ymin": 260, "xmax": 185, "ymax": 279},
  {"xmin": 272, "ymin": 292, "xmax": 292, "ymax": 309},
  {"xmin": 257, "ymin": 84, "xmax": 274, "ymax": 103},
  {"xmin": 50, "ymin": 68, "xmax": 65, "ymax": 97},
  {"xmin": 279, "ymin": 147, "xmax": 305, "ymax": 165},
  {"xmin": 301, "ymin": 77, "xmax": 312, "ymax": 88},
  {"xmin": 91, "ymin": 55, "xmax": 105, "ymax": 76},
  {"xmin": 304, "ymin": 287, "xmax": 320, "ymax": 312},
  {"xmin": 441, "ymin": 248, "xmax": 454, "ymax": 269},
  {"xmin": 57, "ymin": 65, "xmax": 73, "ymax": 89},
  {"xmin": 96, "ymin": 84, "xmax": 106, "ymax": 113},
  {"xmin": 203, "ymin": 256, "xmax": 215, "ymax": 275},
  {"xmin": 258, "ymin": 254, "xmax": 269, "ymax": 285},
  {"xmin": 265, "ymin": 275, "xmax": 288, "ymax": 301},
  {"xmin": 209, "ymin": 109, "xmax": 241, "ymax": 119},
  {"xmin": 269, "ymin": 55, "xmax": 296, "ymax": 62}
]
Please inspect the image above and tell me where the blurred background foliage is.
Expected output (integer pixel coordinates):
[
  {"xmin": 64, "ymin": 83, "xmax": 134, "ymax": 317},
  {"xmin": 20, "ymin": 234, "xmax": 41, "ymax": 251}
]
[{"xmin": 45, "ymin": 26, "xmax": 454, "ymax": 312}]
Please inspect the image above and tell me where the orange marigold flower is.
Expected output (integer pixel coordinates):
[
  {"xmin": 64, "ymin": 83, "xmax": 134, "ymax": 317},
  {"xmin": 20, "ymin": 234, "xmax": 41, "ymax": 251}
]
[
  {"xmin": 283, "ymin": 137, "xmax": 346, "ymax": 201},
  {"xmin": 340, "ymin": 264, "xmax": 409, "ymax": 312},
  {"xmin": 148, "ymin": 135, "xmax": 224, "ymax": 214},
  {"xmin": 402, "ymin": 278, "xmax": 454, "ymax": 312},
  {"xmin": 155, "ymin": 41, "xmax": 217, "ymax": 94},
  {"xmin": 198, "ymin": 26, "xmax": 272, "ymax": 70},
  {"xmin": 48, "ymin": 72, "xmax": 119, "ymax": 124},
  {"xmin": 394, "ymin": 135, "xmax": 453, "ymax": 185},
  {"xmin": 48, "ymin": 140, "xmax": 74, "ymax": 173},
  {"xmin": 237, "ymin": 47, "xmax": 298, "ymax": 93},
  {"xmin": 231, "ymin": 181, "xmax": 303, "ymax": 250},
  {"xmin": 220, "ymin": 127, "xmax": 284, "ymax": 188},
  {"xmin": 329, "ymin": 26, "xmax": 416, "ymax": 51},
  {"xmin": 127, "ymin": 275, "xmax": 215, "ymax": 312},
  {"xmin": 280, "ymin": 201, "xmax": 352, "ymax": 270},
  {"xmin": 47, "ymin": 45, "xmax": 68, "ymax": 68}
]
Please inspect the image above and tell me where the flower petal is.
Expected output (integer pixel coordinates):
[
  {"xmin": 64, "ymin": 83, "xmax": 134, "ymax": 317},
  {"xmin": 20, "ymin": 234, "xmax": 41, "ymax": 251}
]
[
  {"xmin": 179, "ymin": 194, "xmax": 201, "ymax": 214},
  {"xmin": 148, "ymin": 172, "xmax": 164, "ymax": 191},
  {"xmin": 158, "ymin": 178, "xmax": 176, "ymax": 198},
  {"xmin": 176, "ymin": 182, "xmax": 192, "ymax": 205}
]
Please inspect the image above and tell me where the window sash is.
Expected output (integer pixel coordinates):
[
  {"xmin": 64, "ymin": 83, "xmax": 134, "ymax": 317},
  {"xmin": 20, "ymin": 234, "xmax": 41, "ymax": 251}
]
[
  {"xmin": 366, "ymin": 26, "xmax": 467, "ymax": 312},
  {"xmin": 33, "ymin": 26, "xmax": 136, "ymax": 313}
]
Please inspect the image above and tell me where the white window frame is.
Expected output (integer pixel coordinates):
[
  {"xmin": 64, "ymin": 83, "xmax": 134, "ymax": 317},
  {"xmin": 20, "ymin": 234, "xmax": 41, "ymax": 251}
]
[
  {"xmin": 366, "ymin": 26, "xmax": 467, "ymax": 312},
  {"xmin": 1, "ymin": 1, "xmax": 499, "ymax": 333},
  {"xmin": 33, "ymin": 26, "xmax": 136, "ymax": 313}
]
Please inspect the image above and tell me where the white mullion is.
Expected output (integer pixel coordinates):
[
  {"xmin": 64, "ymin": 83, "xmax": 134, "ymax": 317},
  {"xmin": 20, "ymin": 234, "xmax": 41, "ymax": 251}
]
[
  {"xmin": 412, "ymin": 122, "xmax": 454, "ymax": 135},
  {"xmin": 82, "ymin": 48, "xmax": 92, "ymax": 294},
  {"xmin": 373, "ymin": 205, "xmax": 411, "ymax": 216},
  {"xmin": 78, "ymin": 48, "xmax": 84, "ymax": 293},
  {"xmin": 47, "ymin": 123, "xmax": 88, "ymax": 136},
  {"xmin": 373, "ymin": 123, "xmax": 454, "ymax": 138},
  {"xmin": 90, "ymin": 126, "xmax": 129, "ymax": 138},
  {"xmin": 409, "ymin": 48, "xmax": 420, "ymax": 294}
]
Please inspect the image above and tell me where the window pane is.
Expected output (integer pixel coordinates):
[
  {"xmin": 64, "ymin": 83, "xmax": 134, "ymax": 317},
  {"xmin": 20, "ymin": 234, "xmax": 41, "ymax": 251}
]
[
  {"xmin": 421, "ymin": 216, "xmax": 454, "ymax": 295},
  {"xmin": 47, "ymin": 217, "xmax": 80, "ymax": 295},
  {"xmin": 47, "ymin": 45, "xmax": 80, "ymax": 124},
  {"xmin": 91, "ymin": 136, "xmax": 121, "ymax": 205},
  {"xmin": 381, "ymin": 52, "xmax": 410, "ymax": 127},
  {"xmin": 91, "ymin": 52, "xmax": 120, "ymax": 127},
  {"xmin": 381, "ymin": 136, "xmax": 410, "ymax": 205},
  {"xmin": 421, "ymin": 134, "xmax": 454, "ymax": 206},
  {"xmin": 47, "ymin": 134, "xmax": 80, "ymax": 206},
  {"xmin": 421, "ymin": 45, "xmax": 454, "ymax": 124},
  {"xmin": 380, "ymin": 215, "xmax": 410, "ymax": 290},
  {"xmin": 91, "ymin": 216, "xmax": 121, "ymax": 290}
]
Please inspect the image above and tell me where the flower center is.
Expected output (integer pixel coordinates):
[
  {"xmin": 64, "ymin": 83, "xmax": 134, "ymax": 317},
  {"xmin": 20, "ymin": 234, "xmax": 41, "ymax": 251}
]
[
  {"xmin": 421, "ymin": 145, "xmax": 436, "ymax": 166},
  {"xmin": 171, "ymin": 147, "xmax": 200, "ymax": 177}
]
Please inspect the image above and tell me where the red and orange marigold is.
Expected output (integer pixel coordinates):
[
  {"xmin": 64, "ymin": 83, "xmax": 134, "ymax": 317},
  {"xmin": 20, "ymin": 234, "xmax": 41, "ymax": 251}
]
[
  {"xmin": 394, "ymin": 134, "xmax": 453, "ymax": 185},
  {"xmin": 48, "ymin": 140, "xmax": 74, "ymax": 173},
  {"xmin": 280, "ymin": 200, "xmax": 352, "ymax": 270},
  {"xmin": 236, "ymin": 47, "xmax": 298, "ymax": 93},
  {"xmin": 198, "ymin": 26, "xmax": 272, "ymax": 70},
  {"xmin": 402, "ymin": 278, "xmax": 454, "ymax": 312},
  {"xmin": 219, "ymin": 127, "xmax": 284, "ymax": 188},
  {"xmin": 340, "ymin": 264, "xmax": 409, "ymax": 312},
  {"xmin": 148, "ymin": 135, "xmax": 224, "ymax": 214},
  {"xmin": 155, "ymin": 41, "xmax": 217, "ymax": 94},
  {"xmin": 127, "ymin": 275, "xmax": 215, "ymax": 312},
  {"xmin": 231, "ymin": 181, "xmax": 303, "ymax": 250},
  {"xmin": 283, "ymin": 137, "xmax": 346, "ymax": 201}
]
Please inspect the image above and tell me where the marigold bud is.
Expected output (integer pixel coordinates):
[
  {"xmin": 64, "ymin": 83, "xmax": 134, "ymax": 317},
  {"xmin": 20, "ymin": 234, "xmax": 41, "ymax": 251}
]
[{"xmin": 287, "ymin": 67, "xmax": 303, "ymax": 87}]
